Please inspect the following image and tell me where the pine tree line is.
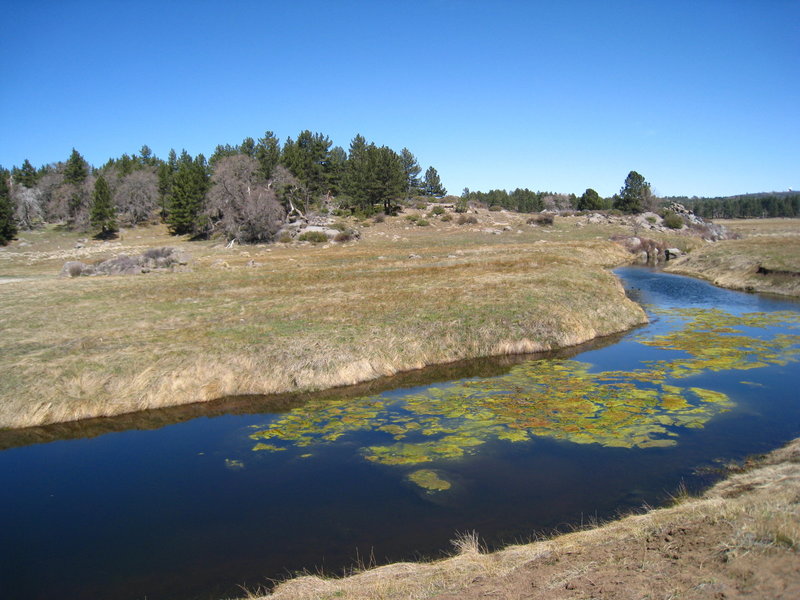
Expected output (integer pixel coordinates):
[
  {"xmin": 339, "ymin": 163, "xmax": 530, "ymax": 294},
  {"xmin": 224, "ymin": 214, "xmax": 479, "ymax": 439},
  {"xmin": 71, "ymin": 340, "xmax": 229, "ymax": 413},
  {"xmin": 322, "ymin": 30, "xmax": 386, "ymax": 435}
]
[{"xmin": 0, "ymin": 131, "xmax": 447, "ymax": 244}]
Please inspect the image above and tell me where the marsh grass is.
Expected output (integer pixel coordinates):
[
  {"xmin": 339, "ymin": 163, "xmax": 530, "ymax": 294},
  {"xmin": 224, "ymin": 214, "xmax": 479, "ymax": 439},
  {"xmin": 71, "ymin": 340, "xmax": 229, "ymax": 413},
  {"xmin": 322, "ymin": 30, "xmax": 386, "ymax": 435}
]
[
  {"xmin": 665, "ymin": 218, "xmax": 800, "ymax": 296},
  {"xmin": 0, "ymin": 215, "xmax": 652, "ymax": 429}
]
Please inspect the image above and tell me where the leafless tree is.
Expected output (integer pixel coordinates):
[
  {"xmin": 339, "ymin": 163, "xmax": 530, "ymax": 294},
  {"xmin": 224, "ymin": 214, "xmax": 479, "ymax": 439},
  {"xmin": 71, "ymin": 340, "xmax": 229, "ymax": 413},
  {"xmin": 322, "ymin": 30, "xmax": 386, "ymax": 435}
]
[
  {"xmin": 12, "ymin": 185, "xmax": 44, "ymax": 229},
  {"xmin": 115, "ymin": 169, "xmax": 159, "ymax": 226},
  {"xmin": 43, "ymin": 176, "xmax": 93, "ymax": 230},
  {"xmin": 206, "ymin": 155, "xmax": 285, "ymax": 243}
]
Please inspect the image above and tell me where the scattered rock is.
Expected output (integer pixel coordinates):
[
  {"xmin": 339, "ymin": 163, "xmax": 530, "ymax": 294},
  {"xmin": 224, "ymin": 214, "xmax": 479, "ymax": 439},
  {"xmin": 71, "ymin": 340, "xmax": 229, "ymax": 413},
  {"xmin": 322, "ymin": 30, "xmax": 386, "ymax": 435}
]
[
  {"xmin": 665, "ymin": 248, "xmax": 682, "ymax": 260},
  {"xmin": 61, "ymin": 247, "xmax": 191, "ymax": 277},
  {"xmin": 408, "ymin": 253, "xmax": 422, "ymax": 259}
]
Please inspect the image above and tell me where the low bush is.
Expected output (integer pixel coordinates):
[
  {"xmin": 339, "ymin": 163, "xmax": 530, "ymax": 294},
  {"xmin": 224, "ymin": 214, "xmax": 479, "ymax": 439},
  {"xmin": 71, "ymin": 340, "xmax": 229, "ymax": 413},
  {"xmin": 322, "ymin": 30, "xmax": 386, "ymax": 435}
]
[
  {"xmin": 440, "ymin": 214, "xmax": 452, "ymax": 222},
  {"xmin": 297, "ymin": 231, "xmax": 329, "ymax": 243},
  {"xmin": 457, "ymin": 214, "xmax": 478, "ymax": 225},
  {"xmin": 527, "ymin": 214, "xmax": 554, "ymax": 226},
  {"xmin": 334, "ymin": 231, "xmax": 353, "ymax": 242},
  {"xmin": 278, "ymin": 232, "xmax": 293, "ymax": 243},
  {"xmin": 416, "ymin": 219, "xmax": 430, "ymax": 227},
  {"xmin": 430, "ymin": 206, "xmax": 445, "ymax": 216},
  {"xmin": 662, "ymin": 211, "xmax": 684, "ymax": 229},
  {"xmin": 373, "ymin": 214, "xmax": 385, "ymax": 224},
  {"xmin": 331, "ymin": 222, "xmax": 349, "ymax": 232},
  {"xmin": 405, "ymin": 214, "xmax": 419, "ymax": 223},
  {"xmin": 488, "ymin": 205, "xmax": 502, "ymax": 212}
]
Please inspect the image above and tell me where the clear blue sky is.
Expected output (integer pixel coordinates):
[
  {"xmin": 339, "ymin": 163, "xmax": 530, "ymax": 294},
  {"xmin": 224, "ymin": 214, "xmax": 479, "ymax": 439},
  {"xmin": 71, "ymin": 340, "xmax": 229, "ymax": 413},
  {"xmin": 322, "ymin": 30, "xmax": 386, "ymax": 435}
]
[{"xmin": 1, "ymin": 0, "xmax": 798, "ymax": 198}]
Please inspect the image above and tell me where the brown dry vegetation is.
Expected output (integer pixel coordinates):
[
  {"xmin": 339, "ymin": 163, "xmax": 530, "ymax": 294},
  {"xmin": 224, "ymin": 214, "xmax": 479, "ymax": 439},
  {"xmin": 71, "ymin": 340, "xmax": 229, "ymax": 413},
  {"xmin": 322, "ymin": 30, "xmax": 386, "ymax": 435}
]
[
  {"xmin": 665, "ymin": 218, "xmax": 800, "ymax": 297},
  {"xmin": 251, "ymin": 438, "xmax": 800, "ymax": 600},
  {"xmin": 0, "ymin": 209, "xmax": 656, "ymax": 429}
]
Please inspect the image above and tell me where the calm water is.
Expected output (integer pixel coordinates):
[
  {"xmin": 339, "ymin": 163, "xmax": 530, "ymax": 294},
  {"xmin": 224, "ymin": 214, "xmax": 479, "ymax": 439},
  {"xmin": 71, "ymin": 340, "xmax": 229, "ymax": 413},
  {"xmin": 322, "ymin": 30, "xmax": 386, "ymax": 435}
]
[{"xmin": 1, "ymin": 267, "xmax": 799, "ymax": 600}]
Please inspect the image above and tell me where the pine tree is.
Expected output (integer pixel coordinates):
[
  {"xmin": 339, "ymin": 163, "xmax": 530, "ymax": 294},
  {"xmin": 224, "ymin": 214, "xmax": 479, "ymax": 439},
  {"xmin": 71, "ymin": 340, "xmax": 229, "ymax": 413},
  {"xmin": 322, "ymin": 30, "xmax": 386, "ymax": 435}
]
[
  {"xmin": 423, "ymin": 166, "xmax": 446, "ymax": 197},
  {"xmin": 281, "ymin": 130, "xmax": 332, "ymax": 199},
  {"xmin": 139, "ymin": 145, "xmax": 154, "ymax": 166},
  {"xmin": 368, "ymin": 146, "xmax": 406, "ymax": 213},
  {"xmin": 577, "ymin": 188, "xmax": 605, "ymax": 211},
  {"xmin": 63, "ymin": 148, "xmax": 88, "ymax": 185},
  {"xmin": 400, "ymin": 148, "xmax": 422, "ymax": 197},
  {"xmin": 325, "ymin": 146, "xmax": 347, "ymax": 196},
  {"xmin": 239, "ymin": 137, "xmax": 256, "ymax": 158},
  {"xmin": 614, "ymin": 171, "xmax": 651, "ymax": 214},
  {"xmin": 166, "ymin": 151, "xmax": 208, "ymax": 235},
  {"xmin": 157, "ymin": 149, "xmax": 177, "ymax": 220},
  {"xmin": 255, "ymin": 131, "xmax": 281, "ymax": 181},
  {"xmin": 90, "ymin": 175, "xmax": 117, "ymax": 236},
  {"xmin": 13, "ymin": 159, "xmax": 38, "ymax": 188},
  {"xmin": 0, "ymin": 170, "xmax": 17, "ymax": 245},
  {"xmin": 343, "ymin": 134, "xmax": 370, "ymax": 210}
]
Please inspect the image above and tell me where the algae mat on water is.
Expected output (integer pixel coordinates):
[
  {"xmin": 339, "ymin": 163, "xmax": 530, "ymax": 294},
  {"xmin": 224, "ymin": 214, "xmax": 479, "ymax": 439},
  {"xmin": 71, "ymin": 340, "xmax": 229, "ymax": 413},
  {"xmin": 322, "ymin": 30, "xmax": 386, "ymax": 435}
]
[{"xmin": 249, "ymin": 309, "xmax": 800, "ymax": 491}]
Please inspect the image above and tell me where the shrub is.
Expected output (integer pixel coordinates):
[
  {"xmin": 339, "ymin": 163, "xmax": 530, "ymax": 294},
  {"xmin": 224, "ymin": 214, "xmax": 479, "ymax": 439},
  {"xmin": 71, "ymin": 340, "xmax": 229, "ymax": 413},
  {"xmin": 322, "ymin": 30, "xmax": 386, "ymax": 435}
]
[
  {"xmin": 430, "ymin": 206, "xmax": 445, "ymax": 216},
  {"xmin": 405, "ymin": 214, "xmax": 419, "ymax": 223},
  {"xmin": 331, "ymin": 221, "xmax": 349, "ymax": 232},
  {"xmin": 488, "ymin": 205, "xmax": 502, "ymax": 212},
  {"xmin": 457, "ymin": 214, "xmax": 478, "ymax": 225},
  {"xmin": 646, "ymin": 216, "xmax": 657, "ymax": 224},
  {"xmin": 278, "ymin": 232, "xmax": 293, "ymax": 243},
  {"xmin": 527, "ymin": 214, "xmax": 554, "ymax": 226},
  {"xmin": 416, "ymin": 219, "xmax": 430, "ymax": 226},
  {"xmin": 297, "ymin": 231, "xmax": 329, "ymax": 243},
  {"xmin": 334, "ymin": 231, "xmax": 353, "ymax": 242},
  {"xmin": 142, "ymin": 247, "xmax": 176, "ymax": 260},
  {"xmin": 662, "ymin": 211, "xmax": 684, "ymax": 229},
  {"xmin": 373, "ymin": 214, "xmax": 385, "ymax": 224},
  {"xmin": 440, "ymin": 214, "xmax": 452, "ymax": 222}
]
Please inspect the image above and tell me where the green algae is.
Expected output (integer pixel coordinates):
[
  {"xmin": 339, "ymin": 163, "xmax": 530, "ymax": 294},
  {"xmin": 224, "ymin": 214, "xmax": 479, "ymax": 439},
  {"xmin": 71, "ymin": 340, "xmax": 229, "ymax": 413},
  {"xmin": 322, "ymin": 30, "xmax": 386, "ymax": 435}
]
[
  {"xmin": 248, "ymin": 308, "xmax": 799, "ymax": 490},
  {"xmin": 407, "ymin": 469, "xmax": 452, "ymax": 492}
]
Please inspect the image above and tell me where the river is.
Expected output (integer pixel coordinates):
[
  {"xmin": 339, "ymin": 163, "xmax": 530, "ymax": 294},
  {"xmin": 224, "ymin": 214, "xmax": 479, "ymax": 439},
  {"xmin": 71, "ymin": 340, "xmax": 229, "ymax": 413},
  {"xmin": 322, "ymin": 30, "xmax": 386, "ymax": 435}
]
[{"xmin": 1, "ymin": 267, "xmax": 799, "ymax": 600}]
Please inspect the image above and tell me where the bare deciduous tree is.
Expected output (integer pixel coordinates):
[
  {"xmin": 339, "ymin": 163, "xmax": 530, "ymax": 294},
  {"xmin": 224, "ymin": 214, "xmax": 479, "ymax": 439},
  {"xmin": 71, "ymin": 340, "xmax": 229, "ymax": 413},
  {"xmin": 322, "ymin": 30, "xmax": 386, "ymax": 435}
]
[
  {"xmin": 115, "ymin": 169, "xmax": 159, "ymax": 226},
  {"xmin": 12, "ymin": 185, "xmax": 44, "ymax": 229},
  {"xmin": 205, "ymin": 155, "xmax": 285, "ymax": 243}
]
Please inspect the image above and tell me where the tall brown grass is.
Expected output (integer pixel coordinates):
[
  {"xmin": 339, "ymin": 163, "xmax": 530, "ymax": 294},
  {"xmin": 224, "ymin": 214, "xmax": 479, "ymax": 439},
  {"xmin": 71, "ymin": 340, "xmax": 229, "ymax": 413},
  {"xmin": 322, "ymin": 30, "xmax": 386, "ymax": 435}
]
[{"xmin": 0, "ymin": 220, "xmax": 647, "ymax": 429}]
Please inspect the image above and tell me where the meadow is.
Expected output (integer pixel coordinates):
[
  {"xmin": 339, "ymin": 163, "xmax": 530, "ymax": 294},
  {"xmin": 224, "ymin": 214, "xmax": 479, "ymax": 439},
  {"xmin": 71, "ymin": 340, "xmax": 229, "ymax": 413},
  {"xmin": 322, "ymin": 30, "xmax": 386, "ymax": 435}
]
[{"xmin": 0, "ymin": 208, "xmax": 656, "ymax": 429}]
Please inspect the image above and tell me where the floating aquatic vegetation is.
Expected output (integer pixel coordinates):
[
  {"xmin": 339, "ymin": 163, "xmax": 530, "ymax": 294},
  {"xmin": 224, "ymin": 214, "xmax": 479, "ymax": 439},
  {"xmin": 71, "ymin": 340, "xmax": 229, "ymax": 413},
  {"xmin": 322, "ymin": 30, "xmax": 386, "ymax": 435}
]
[
  {"xmin": 407, "ymin": 469, "xmax": 452, "ymax": 492},
  {"xmin": 248, "ymin": 308, "xmax": 799, "ymax": 489},
  {"xmin": 224, "ymin": 459, "xmax": 245, "ymax": 470}
]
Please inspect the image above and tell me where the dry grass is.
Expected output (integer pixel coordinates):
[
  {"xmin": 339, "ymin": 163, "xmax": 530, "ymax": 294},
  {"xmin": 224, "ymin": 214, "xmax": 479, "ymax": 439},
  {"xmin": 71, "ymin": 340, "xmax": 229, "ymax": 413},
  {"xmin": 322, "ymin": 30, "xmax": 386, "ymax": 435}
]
[
  {"xmin": 0, "ymin": 211, "xmax": 651, "ymax": 429},
  {"xmin": 247, "ymin": 438, "xmax": 800, "ymax": 600},
  {"xmin": 665, "ymin": 218, "xmax": 800, "ymax": 297}
]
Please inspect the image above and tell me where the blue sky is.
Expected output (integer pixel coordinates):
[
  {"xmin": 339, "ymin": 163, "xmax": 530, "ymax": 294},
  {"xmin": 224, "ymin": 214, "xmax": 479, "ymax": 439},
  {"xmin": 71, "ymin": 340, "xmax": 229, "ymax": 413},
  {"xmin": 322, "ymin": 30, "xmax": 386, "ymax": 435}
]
[{"xmin": 1, "ymin": 0, "xmax": 798, "ymax": 197}]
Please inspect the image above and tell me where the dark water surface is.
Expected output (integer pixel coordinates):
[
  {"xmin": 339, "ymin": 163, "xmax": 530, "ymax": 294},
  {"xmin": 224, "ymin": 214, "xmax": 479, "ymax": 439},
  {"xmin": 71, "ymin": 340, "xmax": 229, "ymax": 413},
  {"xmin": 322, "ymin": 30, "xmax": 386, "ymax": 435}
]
[{"xmin": 1, "ymin": 267, "xmax": 799, "ymax": 600}]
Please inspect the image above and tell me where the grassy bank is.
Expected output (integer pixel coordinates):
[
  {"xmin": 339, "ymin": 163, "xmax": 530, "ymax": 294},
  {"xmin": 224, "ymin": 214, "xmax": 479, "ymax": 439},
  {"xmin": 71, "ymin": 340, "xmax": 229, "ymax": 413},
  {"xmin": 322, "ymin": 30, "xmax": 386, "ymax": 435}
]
[
  {"xmin": 665, "ymin": 218, "xmax": 800, "ymax": 297},
  {"xmin": 254, "ymin": 438, "xmax": 800, "ymax": 600},
  {"xmin": 0, "ymin": 210, "xmax": 650, "ymax": 429}
]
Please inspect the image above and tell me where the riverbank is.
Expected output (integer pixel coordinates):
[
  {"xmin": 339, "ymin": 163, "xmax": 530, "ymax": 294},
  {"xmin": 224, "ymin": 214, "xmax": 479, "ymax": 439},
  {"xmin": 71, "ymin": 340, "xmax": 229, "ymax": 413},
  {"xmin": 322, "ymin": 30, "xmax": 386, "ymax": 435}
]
[
  {"xmin": 258, "ymin": 436, "xmax": 800, "ymax": 600},
  {"xmin": 0, "ymin": 211, "xmax": 652, "ymax": 430},
  {"xmin": 665, "ymin": 218, "xmax": 800, "ymax": 297}
]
